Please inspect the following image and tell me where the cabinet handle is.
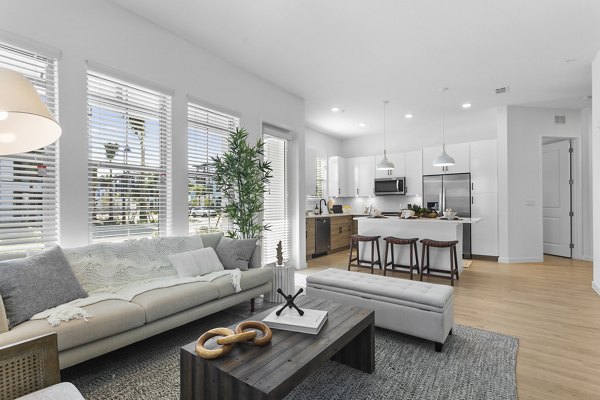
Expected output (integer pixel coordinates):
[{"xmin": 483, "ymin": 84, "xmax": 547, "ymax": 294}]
[
  {"xmin": 472, "ymin": 182, "xmax": 474, "ymax": 191},
  {"xmin": 339, "ymin": 226, "xmax": 342, "ymax": 234},
  {"xmin": 472, "ymin": 196, "xmax": 474, "ymax": 205},
  {"xmin": 338, "ymin": 188, "xmax": 340, "ymax": 195},
  {"xmin": 356, "ymin": 188, "xmax": 359, "ymax": 195}
]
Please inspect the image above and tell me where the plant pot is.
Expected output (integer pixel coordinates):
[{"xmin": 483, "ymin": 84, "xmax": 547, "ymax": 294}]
[{"xmin": 263, "ymin": 264, "xmax": 296, "ymax": 303}]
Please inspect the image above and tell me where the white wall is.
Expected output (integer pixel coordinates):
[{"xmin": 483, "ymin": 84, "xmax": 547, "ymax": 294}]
[
  {"xmin": 581, "ymin": 108, "xmax": 594, "ymax": 261},
  {"xmin": 0, "ymin": 0, "xmax": 306, "ymax": 267},
  {"xmin": 342, "ymin": 108, "xmax": 497, "ymax": 157},
  {"xmin": 498, "ymin": 106, "xmax": 582, "ymax": 263},
  {"xmin": 592, "ymin": 50, "xmax": 600, "ymax": 295},
  {"xmin": 305, "ymin": 127, "xmax": 342, "ymax": 157}
]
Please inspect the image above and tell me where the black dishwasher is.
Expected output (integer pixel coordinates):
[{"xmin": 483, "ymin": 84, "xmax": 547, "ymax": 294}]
[{"xmin": 314, "ymin": 218, "xmax": 331, "ymax": 256}]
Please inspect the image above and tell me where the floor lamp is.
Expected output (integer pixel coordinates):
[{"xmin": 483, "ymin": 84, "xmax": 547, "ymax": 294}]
[{"xmin": 0, "ymin": 67, "xmax": 62, "ymax": 155}]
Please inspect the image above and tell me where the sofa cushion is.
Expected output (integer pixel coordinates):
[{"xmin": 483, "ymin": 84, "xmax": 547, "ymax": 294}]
[
  {"xmin": 215, "ymin": 237, "xmax": 258, "ymax": 271},
  {"xmin": 199, "ymin": 232, "xmax": 224, "ymax": 249},
  {"xmin": 249, "ymin": 244, "xmax": 262, "ymax": 268},
  {"xmin": 16, "ymin": 382, "xmax": 84, "ymax": 400},
  {"xmin": 0, "ymin": 246, "xmax": 88, "ymax": 329},
  {"xmin": 212, "ymin": 268, "xmax": 272, "ymax": 298},
  {"xmin": 131, "ymin": 282, "xmax": 220, "ymax": 323},
  {"xmin": 168, "ymin": 247, "xmax": 224, "ymax": 278},
  {"xmin": 0, "ymin": 300, "xmax": 146, "ymax": 352}
]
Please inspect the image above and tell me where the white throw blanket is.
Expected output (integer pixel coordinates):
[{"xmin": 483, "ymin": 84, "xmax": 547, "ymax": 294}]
[{"xmin": 32, "ymin": 269, "xmax": 241, "ymax": 327}]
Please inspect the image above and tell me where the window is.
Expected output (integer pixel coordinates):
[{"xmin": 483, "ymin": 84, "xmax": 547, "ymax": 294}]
[
  {"xmin": 315, "ymin": 156, "xmax": 327, "ymax": 198},
  {"xmin": 87, "ymin": 70, "xmax": 172, "ymax": 242},
  {"xmin": 262, "ymin": 124, "xmax": 291, "ymax": 265},
  {"xmin": 0, "ymin": 41, "xmax": 58, "ymax": 255},
  {"xmin": 187, "ymin": 102, "xmax": 238, "ymax": 234}
]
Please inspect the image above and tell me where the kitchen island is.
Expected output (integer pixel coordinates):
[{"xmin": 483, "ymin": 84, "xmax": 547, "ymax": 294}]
[{"xmin": 355, "ymin": 216, "xmax": 482, "ymax": 275}]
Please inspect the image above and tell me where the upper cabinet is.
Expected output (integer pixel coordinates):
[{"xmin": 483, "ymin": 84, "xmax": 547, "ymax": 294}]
[
  {"xmin": 305, "ymin": 148, "xmax": 317, "ymax": 197},
  {"xmin": 328, "ymin": 156, "xmax": 349, "ymax": 197},
  {"xmin": 345, "ymin": 156, "xmax": 375, "ymax": 197},
  {"xmin": 374, "ymin": 152, "xmax": 405, "ymax": 178},
  {"xmin": 404, "ymin": 150, "xmax": 422, "ymax": 196},
  {"xmin": 469, "ymin": 139, "xmax": 497, "ymax": 194},
  {"xmin": 422, "ymin": 143, "xmax": 470, "ymax": 175}
]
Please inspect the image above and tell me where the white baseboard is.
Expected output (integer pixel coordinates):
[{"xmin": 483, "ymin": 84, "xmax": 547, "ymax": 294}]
[
  {"xmin": 593, "ymin": 281, "xmax": 600, "ymax": 297},
  {"xmin": 582, "ymin": 255, "xmax": 594, "ymax": 262},
  {"xmin": 498, "ymin": 256, "xmax": 544, "ymax": 264}
]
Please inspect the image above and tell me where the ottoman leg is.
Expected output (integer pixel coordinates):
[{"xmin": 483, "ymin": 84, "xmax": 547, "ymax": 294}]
[{"xmin": 435, "ymin": 342, "xmax": 444, "ymax": 352}]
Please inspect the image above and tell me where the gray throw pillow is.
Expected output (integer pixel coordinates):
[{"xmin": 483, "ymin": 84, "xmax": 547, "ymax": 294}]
[
  {"xmin": 215, "ymin": 237, "xmax": 258, "ymax": 271},
  {"xmin": 0, "ymin": 246, "xmax": 88, "ymax": 329}
]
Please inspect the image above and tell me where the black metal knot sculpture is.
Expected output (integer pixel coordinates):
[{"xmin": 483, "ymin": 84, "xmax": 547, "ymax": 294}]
[{"xmin": 275, "ymin": 288, "xmax": 304, "ymax": 316}]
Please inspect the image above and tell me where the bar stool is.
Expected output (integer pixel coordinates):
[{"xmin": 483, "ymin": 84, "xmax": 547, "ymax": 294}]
[
  {"xmin": 419, "ymin": 239, "xmax": 460, "ymax": 286},
  {"xmin": 348, "ymin": 234, "xmax": 382, "ymax": 274},
  {"xmin": 383, "ymin": 237, "xmax": 420, "ymax": 280}
]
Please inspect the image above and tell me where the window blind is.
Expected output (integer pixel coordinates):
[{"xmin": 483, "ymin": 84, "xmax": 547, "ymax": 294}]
[
  {"xmin": 87, "ymin": 70, "xmax": 172, "ymax": 242},
  {"xmin": 262, "ymin": 125, "xmax": 291, "ymax": 264},
  {"xmin": 187, "ymin": 102, "xmax": 238, "ymax": 235},
  {"xmin": 315, "ymin": 156, "xmax": 328, "ymax": 199},
  {"xmin": 0, "ymin": 41, "xmax": 58, "ymax": 255}
]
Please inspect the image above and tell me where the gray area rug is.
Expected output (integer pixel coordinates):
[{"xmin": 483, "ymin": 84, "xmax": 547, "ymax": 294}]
[{"xmin": 62, "ymin": 300, "xmax": 518, "ymax": 400}]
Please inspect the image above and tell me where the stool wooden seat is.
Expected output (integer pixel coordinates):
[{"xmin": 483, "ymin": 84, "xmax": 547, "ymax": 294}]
[
  {"xmin": 348, "ymin": 234, "xmax": 382, "ymax": 274},
  {"xmin": 383, "ymin": 236, "xmax": 420, "ymax": 279},
  {"xmin": 419, "ymin": 239, "xmax": 460, "ymax": 286}
]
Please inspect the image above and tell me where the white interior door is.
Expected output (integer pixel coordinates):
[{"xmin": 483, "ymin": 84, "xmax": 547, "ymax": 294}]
[{"xmin": 542, "ymin": 140, "xmax": 571, "ymax": 257}]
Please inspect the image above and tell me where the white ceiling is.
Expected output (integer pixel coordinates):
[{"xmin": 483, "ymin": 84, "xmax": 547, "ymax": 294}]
[{"xmin": 109, "ymin": 0, "xmax": 600, "ymax": 139}]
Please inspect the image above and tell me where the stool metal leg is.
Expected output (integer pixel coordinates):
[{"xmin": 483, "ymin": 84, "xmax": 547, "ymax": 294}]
[
  {"xmin": 347, "ymin": 240, "xmax": 354, "ymax": 271},
  {"xmin": 449, "ymin": 245, "xmax": 455, "ymax": 286},
  {"xmin": 454, "ymin": 246, "xmax": 460, "ymax": 281},
  {"xmin": 370, "ymin": 241, "xmax": 375, "ymax": 274},
  {"xmin": 414, "ymin": 242, "xmax": 420, "ymax": 276},
  {"xmin": 420, "ymin": 244, "xmax": 426, "ymax": 281},
  {"xmin": 383, "ymin": 241, "xmax": 389, "ymax": 276},
  {"xmin": 376, "ymin": 240, "xmax": 382, "ymax": 271},
  {"xmin": 409, "ymin": 244, "xmax": 414, "ymax": 280}
]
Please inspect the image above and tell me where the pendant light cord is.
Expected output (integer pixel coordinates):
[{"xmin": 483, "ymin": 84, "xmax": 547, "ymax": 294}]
[
  {"xmin": 441, "ymin": 88, "xmax": 447, "ymax": 150},
  {"xmin": 383, "ymin": 100, "xmax": 388, "ymax": 154}
]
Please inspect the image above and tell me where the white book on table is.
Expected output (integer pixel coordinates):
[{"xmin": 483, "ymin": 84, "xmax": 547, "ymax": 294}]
[{"xmin": 262, "ymin": 307, "xmax": 328, "ymax": 335}]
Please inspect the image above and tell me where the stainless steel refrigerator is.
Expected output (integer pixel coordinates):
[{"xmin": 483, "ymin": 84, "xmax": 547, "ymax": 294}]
[{"xmin": 422, "ymin": 173, "xmax": 472, "ymax": 258}]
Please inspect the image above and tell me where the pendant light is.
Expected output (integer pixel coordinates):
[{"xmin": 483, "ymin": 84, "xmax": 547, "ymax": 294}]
[
  {"xmin": 376, "ymin": 100, "xmax": 394, "ymax": 171},
  {"xmin": 432, "ymin": 88, "xmax": 455, "ymax": 167}
]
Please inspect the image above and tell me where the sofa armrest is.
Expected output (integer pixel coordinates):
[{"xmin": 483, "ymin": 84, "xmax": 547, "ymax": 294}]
[{"xmin": 0, "ymin": 294, "xmax": 8, "ymax": 333}]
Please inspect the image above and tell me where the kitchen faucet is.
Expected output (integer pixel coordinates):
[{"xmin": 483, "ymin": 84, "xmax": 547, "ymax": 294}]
[{"xmin": 319, "ymin": 199, "xmax": 327, "ymax": 215}]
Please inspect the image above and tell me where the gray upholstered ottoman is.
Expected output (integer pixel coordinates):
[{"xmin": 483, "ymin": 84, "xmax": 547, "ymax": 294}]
[{"xmin": 306, "ymin": 268, "xmax": 454, "ymax": 351}]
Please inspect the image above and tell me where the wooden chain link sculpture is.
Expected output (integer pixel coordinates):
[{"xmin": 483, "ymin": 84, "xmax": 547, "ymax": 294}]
[{"xmin": 195, "ymin": 321, "xmax": 273, "ymax": 359}]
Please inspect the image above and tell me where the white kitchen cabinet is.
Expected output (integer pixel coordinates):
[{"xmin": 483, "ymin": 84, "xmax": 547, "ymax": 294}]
[
  {"xmin": 404, "ymin": 150, "xmax": 422, "ymax": 196},
  {"xmin": 471, "ymin": 191, "xmax": 499, "ymax": 256},
  {"xmin": 422, "ymin": 143, "xmax": 470, "ymax": 175},
  {"xmin": 345, "ymin": 156, "xmax": 375, "ymax": 197},
  {"xmin": 328, "ymin": 156, "xmax": 349, "ymax": 197},
  {"xmin": 305, "ymin": 148, "xmax": 317, "ymax": 197},
  {"xmin": 469, "ymin": 139, "xmax": 497, "ymax": 193},
  {"xmin": 358, "ymin": 156, "xmax": 376, "ymax": 196},
  {"xmin": 375, "ymin": 152, "xmax": 405, "ymax": 178}
]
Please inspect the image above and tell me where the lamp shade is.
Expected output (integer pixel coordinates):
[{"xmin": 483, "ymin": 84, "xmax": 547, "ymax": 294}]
[
  {"xmin": 432, "ymin": 148, "xmax": 455, "ymax": 167},
  {"xmin": 0, "ymin": 67, "xmax": 61, "ymax": 155},
  {"xmin": 376, "ymin": 150, "xmax": 395, "ymax": 170}
]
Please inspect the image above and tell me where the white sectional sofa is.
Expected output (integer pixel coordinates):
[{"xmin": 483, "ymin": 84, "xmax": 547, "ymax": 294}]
[{"xmin": 0, "ymin": 232, "xmax": 272, "ymax": 368}]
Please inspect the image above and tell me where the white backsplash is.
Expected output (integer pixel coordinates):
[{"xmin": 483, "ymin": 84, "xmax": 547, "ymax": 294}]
[{"xmin": 306, "ymin": 195, "xmax": 422, "ymax": 215}]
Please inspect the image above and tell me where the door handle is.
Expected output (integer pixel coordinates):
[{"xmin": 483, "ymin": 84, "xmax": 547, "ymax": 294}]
[{"xmin": 472, "ymin": 196, "xmax": 474, "ymax": 205}]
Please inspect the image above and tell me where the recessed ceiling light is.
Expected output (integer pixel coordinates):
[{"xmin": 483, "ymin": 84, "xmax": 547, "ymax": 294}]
[
  {"xmin": 359, "ymin": 122, "xmax": 367, "ymax": 127},
  {"xmin": 404, "ymin": 114, "xmax": 414, "ymax": 119},
  {"xmin": 462, "ymin": 103, "xmax": 472, "ymax": 109},
  {"xmin": 331, "ymin": 107, "xmax": 343, "ymax": 113}
]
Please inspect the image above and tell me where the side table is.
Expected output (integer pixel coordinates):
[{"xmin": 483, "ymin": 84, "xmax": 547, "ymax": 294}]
[{"xmin": 263, "ymin": 264, "xmax": 295, "ymax": 303}]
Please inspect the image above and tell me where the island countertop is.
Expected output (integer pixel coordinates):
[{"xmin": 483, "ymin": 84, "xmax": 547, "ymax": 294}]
[{"xmin": 353, "ymin": 216, "xmax": 482, "ymax": 224}]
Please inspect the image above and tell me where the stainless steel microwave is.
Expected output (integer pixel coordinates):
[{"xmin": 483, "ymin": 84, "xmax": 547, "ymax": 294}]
[{"xmin": 374, "ymin": 177, "xmax": 406, "ymax": 195}]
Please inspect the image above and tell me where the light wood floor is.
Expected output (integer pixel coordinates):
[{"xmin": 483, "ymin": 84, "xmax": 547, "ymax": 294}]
[{"xmin": 300, "ymin": 251, "xmax": 600, "ymax": 400}]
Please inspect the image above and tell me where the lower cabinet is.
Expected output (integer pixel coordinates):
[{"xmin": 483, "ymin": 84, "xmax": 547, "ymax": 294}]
[
  {"xmin": 306, "ymin": 219, "xmax": 315, "ymax": 260},
  {"xmin": 330, "ymin": 216, "xmax": 353, "ymax": 252}
]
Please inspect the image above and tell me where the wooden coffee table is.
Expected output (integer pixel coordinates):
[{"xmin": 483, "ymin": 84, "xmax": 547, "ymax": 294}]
[{"xmin": 180, "ymin": 296, "xmax": 375, "ymax": 400}]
